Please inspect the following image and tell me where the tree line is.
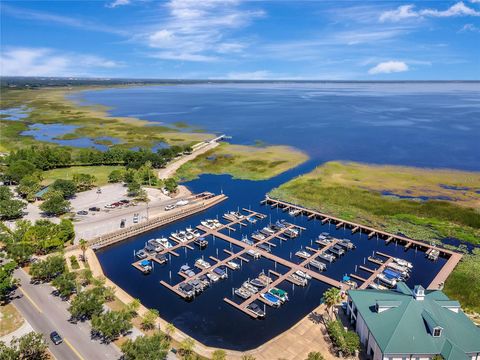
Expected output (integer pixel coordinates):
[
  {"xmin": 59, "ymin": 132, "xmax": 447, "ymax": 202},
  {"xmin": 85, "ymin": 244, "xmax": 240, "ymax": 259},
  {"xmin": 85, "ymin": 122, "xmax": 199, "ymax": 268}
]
[{"xmin": 3, "ymin": 144, "xmax": 193, "ymax": 176}]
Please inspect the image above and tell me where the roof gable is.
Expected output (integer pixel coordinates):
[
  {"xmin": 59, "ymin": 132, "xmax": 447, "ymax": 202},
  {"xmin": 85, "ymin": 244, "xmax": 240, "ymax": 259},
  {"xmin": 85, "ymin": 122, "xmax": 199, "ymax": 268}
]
[{"xmin": 349, "ymin": 283, "xmax": 480, "ymax": 355}]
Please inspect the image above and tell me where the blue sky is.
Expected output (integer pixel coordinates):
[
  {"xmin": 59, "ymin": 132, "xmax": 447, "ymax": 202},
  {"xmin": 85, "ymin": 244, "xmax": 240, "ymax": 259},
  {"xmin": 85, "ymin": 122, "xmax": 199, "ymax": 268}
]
[{"xmin": 1, "ymin": 0, "xmax": 479, "ymax": 80}]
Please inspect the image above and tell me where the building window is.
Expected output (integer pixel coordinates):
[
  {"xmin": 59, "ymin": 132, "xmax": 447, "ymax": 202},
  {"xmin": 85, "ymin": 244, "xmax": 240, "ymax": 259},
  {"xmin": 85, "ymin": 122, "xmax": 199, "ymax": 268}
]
[{"xmin": 433, "ymin": 327, "xmax": 442, "ymax": 337}]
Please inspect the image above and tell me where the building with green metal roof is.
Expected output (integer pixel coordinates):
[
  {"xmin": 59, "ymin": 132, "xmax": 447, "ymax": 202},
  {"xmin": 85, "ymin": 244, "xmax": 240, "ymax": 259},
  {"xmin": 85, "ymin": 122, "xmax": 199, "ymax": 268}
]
[{"xmin": 346, "ymin": 283, "xmax": 480, "ymax": 360}]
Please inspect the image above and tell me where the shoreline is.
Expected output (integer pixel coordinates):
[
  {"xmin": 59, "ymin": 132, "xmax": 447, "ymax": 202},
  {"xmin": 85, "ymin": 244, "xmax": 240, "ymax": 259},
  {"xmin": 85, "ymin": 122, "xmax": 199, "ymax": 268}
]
[{"xmin": 79, "ymin": 247, "xmax": 340, "ymax": 359}]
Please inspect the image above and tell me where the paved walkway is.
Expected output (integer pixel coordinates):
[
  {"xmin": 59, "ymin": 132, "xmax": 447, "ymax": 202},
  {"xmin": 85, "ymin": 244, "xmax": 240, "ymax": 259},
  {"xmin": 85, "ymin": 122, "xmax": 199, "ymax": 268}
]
[
  {"xmin": 0, "ymin": 316, "xmax": 33, "ymax": 346},
  {"xmin": 157, "ymin": 141, "xmax": 219, "ymax": 179},
  {"xmin": 84, "ymin": 248, "xmax": 343, "ymax": 359},
  {"xmin": 247, "ymin": 304, "xmax": 339, "ymax": 360}
]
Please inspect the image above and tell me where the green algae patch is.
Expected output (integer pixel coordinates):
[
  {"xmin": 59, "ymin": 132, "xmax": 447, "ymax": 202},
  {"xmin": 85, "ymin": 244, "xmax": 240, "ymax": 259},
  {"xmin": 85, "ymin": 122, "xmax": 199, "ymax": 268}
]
[
  {"xmin": 269, "ymin": 161, "xmax": 480, "ymax": 244},
  {"xmin": 175, "ymin": 143, "xmax": 308, "ymax": 181}
]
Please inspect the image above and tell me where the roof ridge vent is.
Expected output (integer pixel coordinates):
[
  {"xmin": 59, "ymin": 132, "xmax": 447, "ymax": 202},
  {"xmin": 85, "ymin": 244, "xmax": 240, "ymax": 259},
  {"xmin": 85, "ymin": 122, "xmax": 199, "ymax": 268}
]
[{"xmin": 413, "ymin": 285, "xmax": 425, "ymax": 301}]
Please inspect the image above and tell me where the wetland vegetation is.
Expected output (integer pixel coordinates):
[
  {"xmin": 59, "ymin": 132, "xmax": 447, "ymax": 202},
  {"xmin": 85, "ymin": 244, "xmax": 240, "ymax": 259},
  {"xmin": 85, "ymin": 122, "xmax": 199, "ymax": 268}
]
[
  {"xmin": 270, "ymin": 161, "xmax": 480, "ymax": 244},
  {"xmin": 175, "ymin": 143, "xmax": 309, "ymax": 181},
  {"xmin": 0, "ymin": 87, "xmax": 212, "ymax": 152}
]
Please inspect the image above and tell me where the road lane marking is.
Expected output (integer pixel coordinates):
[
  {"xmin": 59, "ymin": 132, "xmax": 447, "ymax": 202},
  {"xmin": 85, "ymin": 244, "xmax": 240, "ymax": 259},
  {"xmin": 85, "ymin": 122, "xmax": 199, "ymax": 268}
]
[
  {"xmin": 19, "ymin": 287, "xmax": 43, "ymax": 313},
  {"xmin": 64, "ymin": 338, "xmax": 85, "ymax": 360}
]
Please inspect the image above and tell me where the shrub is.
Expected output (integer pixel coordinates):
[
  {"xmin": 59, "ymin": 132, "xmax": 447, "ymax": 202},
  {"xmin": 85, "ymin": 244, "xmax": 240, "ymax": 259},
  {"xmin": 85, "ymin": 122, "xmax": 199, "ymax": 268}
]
[
  {"xmin": 70, "ymin": 255, "xmax": 80, "ymax": 270},
  {"xmin": 326, "ymin": 320, "xmax": 359, "ymax": 357}
]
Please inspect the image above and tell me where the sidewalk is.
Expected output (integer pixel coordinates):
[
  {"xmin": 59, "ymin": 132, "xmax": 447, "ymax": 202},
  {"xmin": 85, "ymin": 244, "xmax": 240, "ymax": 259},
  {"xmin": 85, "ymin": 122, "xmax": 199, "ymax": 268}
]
[
  {"xmin": 84, "ymin": 248, "xmax": 342, "ymax": 359},
  {"xmin": 0, "ymin": 314, "xmax": 33, "ymax": 346}
]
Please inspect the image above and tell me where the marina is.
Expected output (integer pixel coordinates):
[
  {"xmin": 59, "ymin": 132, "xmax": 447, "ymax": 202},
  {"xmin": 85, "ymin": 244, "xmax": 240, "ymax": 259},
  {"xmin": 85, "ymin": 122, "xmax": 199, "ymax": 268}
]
[{"xmin": 97, "ymin": 185, "xmax": 462, "ymax": 350}]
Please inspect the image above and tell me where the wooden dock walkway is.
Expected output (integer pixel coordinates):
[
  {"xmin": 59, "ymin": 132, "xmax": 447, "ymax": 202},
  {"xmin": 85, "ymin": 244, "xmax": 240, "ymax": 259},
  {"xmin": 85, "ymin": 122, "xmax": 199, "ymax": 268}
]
[
  {"xmin": 263, "ymin": 197, "xmax": 458, "ymax": 256},
  {"xmin": 263, "ymin": 197, "xmax": 463, "ymax": 292},
  {"xmin": 158, "ymin": 208, "xmax": 346, "ymax": 313},
  {"xmin": 359, "ymin": 257, "xmax": 393, "ymax": 289}
]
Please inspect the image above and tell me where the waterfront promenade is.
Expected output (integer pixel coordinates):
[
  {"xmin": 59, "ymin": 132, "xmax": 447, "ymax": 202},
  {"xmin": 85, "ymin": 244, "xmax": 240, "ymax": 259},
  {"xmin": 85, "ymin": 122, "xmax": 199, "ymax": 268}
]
[{"xmin": 83, "ymin": 247, "xmax": 343, "ymax": 359}]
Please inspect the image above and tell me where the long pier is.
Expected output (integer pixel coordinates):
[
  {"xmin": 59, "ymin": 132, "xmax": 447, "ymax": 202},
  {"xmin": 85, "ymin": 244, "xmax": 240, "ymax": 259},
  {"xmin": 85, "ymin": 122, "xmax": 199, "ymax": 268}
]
[{"xmin": 263, "ymin": 197, "xmax": 463, "ymax": 290}]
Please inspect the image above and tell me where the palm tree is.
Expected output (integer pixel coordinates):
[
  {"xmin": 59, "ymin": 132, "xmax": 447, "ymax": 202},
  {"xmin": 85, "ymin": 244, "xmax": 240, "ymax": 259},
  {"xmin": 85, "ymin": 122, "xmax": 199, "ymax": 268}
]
[
  {"xmin": 323, "ymin": 287, "xmax": 341, "ymax": 320},
  {"xmin": 79, "ymin": 239, "xmax": 88, "ymax": 262}
]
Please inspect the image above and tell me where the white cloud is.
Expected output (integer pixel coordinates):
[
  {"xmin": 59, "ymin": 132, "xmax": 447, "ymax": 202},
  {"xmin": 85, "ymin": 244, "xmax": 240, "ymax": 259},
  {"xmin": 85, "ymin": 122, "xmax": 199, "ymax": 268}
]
[
  {"xmin": 107, "ymin": 0, "xmax": 130, "ymax": 8},
  {"xmin": 2, "ymin": 3, "xmax": 126, "ymax": 35},
  {"xmin": 368, "ymin": 61, "xmax": 409, "ymax": 74},
  {"xmin": 142, "ymin": 0, "xmax": 264, "ymax": 61},
  {"xmin": 380, "ymin": 5, "xmax": 419, "ymax": 22},
  {"xmin": 380, "ymin": 2, "xmax": 480, "ymax": 22},
  {"xmin": 224, "ymin": 70, "xmax": 271, "ymax": 80},
  {"xmin": 0, "ymin": 47, "xmax": 122, "ymax": 77},
  {"xmin": 420, "ymin": 2, "xmax": 480, "ymax": 17},
  {"xmin": 459, "ymin": 23, "xmax": 480, "ymax": 32},
  {"xmin": 107, "ymin": 0, "xmax": 131, "ymax": 8},
  {"xmin": 149, "ymin": 51, "xmax": 218, "ymax": 62}
]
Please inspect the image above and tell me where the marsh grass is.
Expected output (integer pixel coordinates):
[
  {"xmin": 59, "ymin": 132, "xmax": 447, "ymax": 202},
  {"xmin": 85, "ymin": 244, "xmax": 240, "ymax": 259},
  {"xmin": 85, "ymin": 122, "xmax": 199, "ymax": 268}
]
[
  {"xmin": 269, "ymin": 162, "xmax": 480, "ymax": 244},
  {"xmin": 0, "ymin": 88, "xmax": 213, "ymax": 151},
  {"xmin": 176, "ymin": 143, "xmax": 308, "ymax": 181},
  {"xmin": 444, "ymin": 250, "xmax": 480, "ymax": 314}
]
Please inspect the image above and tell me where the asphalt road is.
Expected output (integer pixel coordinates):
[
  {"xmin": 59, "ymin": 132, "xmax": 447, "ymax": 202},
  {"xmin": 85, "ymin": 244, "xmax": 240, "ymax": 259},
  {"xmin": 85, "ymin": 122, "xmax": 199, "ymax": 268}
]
[{"xmin": 12, "ymin": 269, "xmax": 122, "ymax": 360}]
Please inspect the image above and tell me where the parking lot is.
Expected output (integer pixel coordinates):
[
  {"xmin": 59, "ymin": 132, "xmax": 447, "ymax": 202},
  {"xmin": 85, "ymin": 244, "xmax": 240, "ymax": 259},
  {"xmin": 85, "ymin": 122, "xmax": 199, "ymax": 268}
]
[{"xmin": 71, "ymin": 184, "xmax": 193, "ymax": 242}]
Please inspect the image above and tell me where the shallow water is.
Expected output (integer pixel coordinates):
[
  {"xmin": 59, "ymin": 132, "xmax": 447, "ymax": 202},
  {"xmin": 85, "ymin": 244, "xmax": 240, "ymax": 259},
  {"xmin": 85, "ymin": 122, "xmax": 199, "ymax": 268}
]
[
  {"xmin": 21, "ymin": 123, "xmax": 120, "ymax": 150},
  {"xmin": 92, "ymin": 83, "xmax": 478, "ymax": 349},
  {"xmin": 0, "ymin": 106, "xmax": 30, "ymax": 121}
]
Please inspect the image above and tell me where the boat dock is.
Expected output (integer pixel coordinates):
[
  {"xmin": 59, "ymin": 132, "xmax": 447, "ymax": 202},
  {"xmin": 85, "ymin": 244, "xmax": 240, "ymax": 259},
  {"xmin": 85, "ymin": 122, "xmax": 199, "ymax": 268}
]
[
  {"xmin": 134, "ymin": 209, "xmax": 267, "ymax": 270},
  {"xmin": 157, "ymin": 208, "xmax": 347, "ymax": 317},
  {"xmin": 358, "ymin": 257, "xmax": 394, "ymax": 289},
  {"xmin": 262, "ymin": 197, "xmax": 462, "ymax": 290}
]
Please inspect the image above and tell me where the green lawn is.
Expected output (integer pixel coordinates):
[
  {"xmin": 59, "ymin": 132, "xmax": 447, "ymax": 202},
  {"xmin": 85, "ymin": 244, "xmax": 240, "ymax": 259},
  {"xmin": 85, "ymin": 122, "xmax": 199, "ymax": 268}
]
[
  {"xmin": 0, "ymin": 303, "xmax": 24, "ymax": 336},
  {"xmin": 176, "ymin": 143, "xmax": 308, "ymax": 181},
  {"xmin": 42, "ymin": 165, "xmax": 124, "ymax": 186}
]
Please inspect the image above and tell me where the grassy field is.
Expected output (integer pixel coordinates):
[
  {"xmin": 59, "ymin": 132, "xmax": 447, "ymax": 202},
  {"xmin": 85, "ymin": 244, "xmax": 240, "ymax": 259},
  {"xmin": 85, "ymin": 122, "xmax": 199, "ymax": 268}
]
[
  {"xmin": 444, "ymin": 249, "xmax": 480, "ymax": 315},
  {"xmin": 175, "ymin": 143, "xmax": 309, "ymax": 181},
  {"xmin": 42, "ymin": 165, "xmax": 124, "ymax": 186},
  {"xmin": 0, "ymin": 87, "xmax": 213, "ymax": 152},
  {"xmin": 0, "ymin": 303, "xmax": 24, "ymax": 336},
  {"xmin": 269, "ymin": 161, "xmax": 480, "ymax": 244}
]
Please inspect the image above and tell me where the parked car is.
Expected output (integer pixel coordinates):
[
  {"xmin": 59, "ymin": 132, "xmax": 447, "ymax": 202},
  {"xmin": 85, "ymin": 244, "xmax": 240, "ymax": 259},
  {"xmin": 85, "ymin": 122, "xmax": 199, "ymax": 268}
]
[
  {"xmin": 133, "ymin": 214, "xmax": 139, "ymax": 223},
  {"xmin": 120, "ymin": 219, "xmax": 126, "ymax": 228},
  {"xmin": 88, "ymin": 207, "xmax": 100, "ymax": 212},
  {"xmin": 76, "ymin": 210, "xmax": 88, "ymax": 216},
  {"xmin": 165, "ymin": 204, "xmax": 176, "ymax": 211},
  {"xmin": 50, "ymin": 331, "xmax": 63, "ymax": 345}
]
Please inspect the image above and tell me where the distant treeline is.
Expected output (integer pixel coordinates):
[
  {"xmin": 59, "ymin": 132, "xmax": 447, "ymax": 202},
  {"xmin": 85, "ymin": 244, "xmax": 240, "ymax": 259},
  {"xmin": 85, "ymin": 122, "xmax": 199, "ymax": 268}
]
[
  {"xmin": 2, "ymin": 76, "xmax": 475, "ymax": 89},
  {"xmin": 3, "ymin": 144, "xmax": 192, "ymax": 172}
]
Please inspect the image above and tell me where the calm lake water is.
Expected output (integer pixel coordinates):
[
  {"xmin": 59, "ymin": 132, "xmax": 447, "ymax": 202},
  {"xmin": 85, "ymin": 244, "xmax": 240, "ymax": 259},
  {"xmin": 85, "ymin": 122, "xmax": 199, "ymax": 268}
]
[
  {"xmin": 78, "ymin": 82, "xmax": 480, "ymax": 171},
  {"xmin": 88, "ymin": 83, "xmax": 477, "ymax": 350}
]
